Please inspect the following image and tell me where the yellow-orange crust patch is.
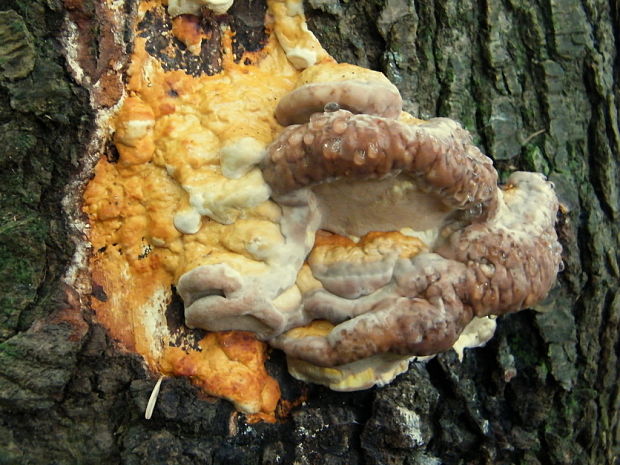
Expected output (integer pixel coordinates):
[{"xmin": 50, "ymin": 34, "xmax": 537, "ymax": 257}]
[
  {"xmin": 83, "ymin": 0, "xmax": 314, "ymax": 418},
  {"xmin": 283, "ymin": 319, "xmax": 334, "ymax": 339},
  {"xmin": 171, "ymin": 15, "xmax": 205, "ymax": 54},
  {"xmin": 296, "ymin": 62, "xmax": 394, "ymax": 87},
  {"xmin": 83, "ymin": 0, "xmax": 427, "ymax": 418},
  {"xmin": 160, "ymin": 332, "xmax": 281, "ymax": 417},
  {"xmin": 310, "ymin": 230, "xmax": 428, "ymax": 266}
]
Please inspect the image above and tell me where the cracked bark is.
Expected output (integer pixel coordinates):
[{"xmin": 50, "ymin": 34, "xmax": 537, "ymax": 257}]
[{"xmin": 0, "ymin": 0, "xmax": 618, "ymax": 464}]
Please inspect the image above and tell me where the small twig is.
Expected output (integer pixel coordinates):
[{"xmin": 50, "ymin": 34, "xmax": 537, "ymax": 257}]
[
  {"xmin": 521, "ymin": 128, "xmax": 546, "ymax": 146},
  {"xmin": 145, "ymin": 376, "xmax": 164, "ymax": 420}
]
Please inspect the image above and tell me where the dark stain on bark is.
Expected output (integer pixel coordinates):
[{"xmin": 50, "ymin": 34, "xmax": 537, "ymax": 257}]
[
  {"xmin": 63, "ymin": 0, "xmax": 128, "ymax": 107},
  {"xmin": 165, "ymin": 287, "xmax": 207, "ymax": 350},
  {"xmin": 91, "ymin": 283, "xmax": 108, "ymax": 302},
  {"xmin": 138, "ymin": 0, "xmax": 269, "ymax": 76},
  {"xmin": 138, "ymin": 6, "xmax": 224, "ymax": 77},
  {"xmin": 105, "ymin": 140, "xmax": 120, "ymax": 163},
  {"xmin": 228, "ymin": 0, "xmax": 268, "ymax": 62}
]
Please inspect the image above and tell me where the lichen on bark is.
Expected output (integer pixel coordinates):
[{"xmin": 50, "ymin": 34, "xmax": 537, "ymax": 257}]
[{"xmin": 0, "ymin": 3, "xmax": 87, "ymax": 342}]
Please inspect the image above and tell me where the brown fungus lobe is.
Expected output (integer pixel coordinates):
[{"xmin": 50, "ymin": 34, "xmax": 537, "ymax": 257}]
[
  {"xmin": 275, "ymin": 81, "xmax": 402, "ymax": 126},
  {"xmin": 269, "ymin": 172, "xmax": 562, "ymax": 367},
  {"xmin": 274, "ymin": 62, "xmax": 403, "ymax": 126},
  {"xmin": 179, "ymin": 64, "xmax": 562, "ymax": 383},
  {"xmin": 262, "ymin": 110, "xmax": 499, "ymax": 218},
  {"xmin": 259, "ymin": 70, "xmax": 561, "ymax": 369}
]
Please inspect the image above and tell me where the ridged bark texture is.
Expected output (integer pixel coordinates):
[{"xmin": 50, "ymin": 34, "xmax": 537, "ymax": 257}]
[{"xmin": 0, "ymin": 0, "xmax": 617, "ymax": 464}]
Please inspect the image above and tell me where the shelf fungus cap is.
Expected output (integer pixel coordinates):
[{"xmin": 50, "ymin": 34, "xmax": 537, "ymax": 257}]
[
  {"xmin": 263, "ymin": 109, "xmax": 500, "ymax": 235},
  {"xmin": 175, "ymin": 60, "xmax": 561, "ymax": 385},
  {"xmin": 275, "ymin": 63, "xmax": 403, "ymax": 126},
  {"xmin": 269, "ymin": 172, "xmax": 562, "ymax": 369},
  {"xmin": 282, "ymin": 320, "xmax": 415, "ymax": 391},
  {"xmin": 259, "ymin": 78, "xmax": 561, "ymax": 373},
  {"xmin": 281, "ymin": 316, "xmax": 498, "ymax": 390}
]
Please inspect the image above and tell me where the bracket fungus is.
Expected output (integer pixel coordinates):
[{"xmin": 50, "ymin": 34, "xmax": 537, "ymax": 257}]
[
  {"xmin": 178, "ymin": 61, "xmax": 562, "ymax": 389},
  {"xmin": 83, "ymin": 0, "xmax": 562, "ymax": 415}
]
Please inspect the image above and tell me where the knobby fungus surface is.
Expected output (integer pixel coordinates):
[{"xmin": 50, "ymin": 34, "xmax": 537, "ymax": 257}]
[
  {"xmin": 179, "ymin": 62, "xmax": 562, "ymax": 387},
  {"xmin": 84, "ymin": 0, "xmax": 561, "ymax": 412}
]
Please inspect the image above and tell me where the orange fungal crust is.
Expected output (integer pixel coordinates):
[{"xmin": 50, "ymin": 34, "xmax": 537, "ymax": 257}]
[
  {"xmin": 83, "ymin": 0, "xmax": 428, "ymax": 417},
  {"xmin": 83, "ymin": 0, "xmax": 308, "ymax": 418},
  {"xmin": 160, "ymin": 332, "xmax": 281, "ymax": 417}
]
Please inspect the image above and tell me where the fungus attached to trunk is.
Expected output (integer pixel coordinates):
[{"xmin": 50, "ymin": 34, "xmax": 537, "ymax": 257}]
[
  {"xmin": 274, "ymin": 63, "xmax": 403, "ymax": 125},
  {"xmin": 83, "ymin": 0, "xmax": 562, "ymax": 408},
  {"xmin": 175, "ymin": 61, "xmax": 562, "ymax": 388}
]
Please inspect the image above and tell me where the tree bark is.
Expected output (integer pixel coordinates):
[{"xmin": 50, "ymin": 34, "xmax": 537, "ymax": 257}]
[{"xmin": 0, "ymin": 0, "xmax": 617, "ymax": 464}]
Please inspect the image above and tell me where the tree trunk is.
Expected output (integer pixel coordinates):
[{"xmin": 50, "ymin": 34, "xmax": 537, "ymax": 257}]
[{"xmin": 0, "ymin": 0, "xmax": 617, "ymax": 464}]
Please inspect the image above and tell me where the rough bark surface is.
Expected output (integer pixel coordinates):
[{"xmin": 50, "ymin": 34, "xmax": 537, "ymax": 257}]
[{"xmin": 0, "ymin": 0, "xmax": 618, "ymax": 464}]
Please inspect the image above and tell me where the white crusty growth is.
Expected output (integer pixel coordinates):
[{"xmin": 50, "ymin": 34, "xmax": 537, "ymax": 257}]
[
  {"xmin": 219, "ymin": 137, "xmax": 267, "ymax": 179},
  {"xmin": 167, "ymin": 0, "xmax": 234, "ymax": 16},
  {"xmin": 178, "ymin": 189, "xmax": 321, "ymax": 339},
  {"xmin": 185, "ymin": 169, "xmax": 271, "ymax": 225}
]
